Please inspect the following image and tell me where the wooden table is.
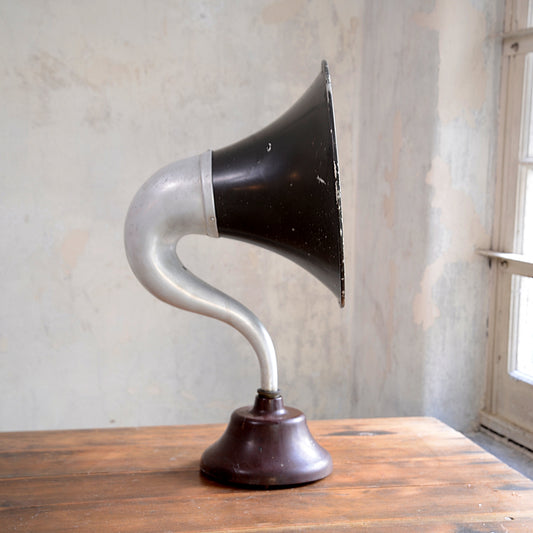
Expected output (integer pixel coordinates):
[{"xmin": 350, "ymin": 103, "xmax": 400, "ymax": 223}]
[{"xmin": 1, "ymin": 417, "xmax": 532, "ymax": 531}]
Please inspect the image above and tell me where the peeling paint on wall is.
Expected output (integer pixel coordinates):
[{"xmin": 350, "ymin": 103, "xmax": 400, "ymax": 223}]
[
  {"xmin": 262, "ymin": 0, "xmax": 306, "ymax": 24},
  {"xmin": 61, "ymin": 229, "xmax": 90, "ymax": 276},
  {"xmin": 413, "ymin": 156, "xmax": 490, "ymax": 330},
  {"xmin": 414, "ymin": 0, "xmax": 489, "ymax": 125}
]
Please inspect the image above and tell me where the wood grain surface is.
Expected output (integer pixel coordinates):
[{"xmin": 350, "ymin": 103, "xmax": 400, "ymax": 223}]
[{"xmin": 1, "ymin": 417, "xmax": 532, "ymax": 531}]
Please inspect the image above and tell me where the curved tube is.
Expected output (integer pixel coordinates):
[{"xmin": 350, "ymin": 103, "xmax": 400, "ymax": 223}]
[{"xmin": 124, "ymin": 150, "xmax": 278, "ymax": 392}]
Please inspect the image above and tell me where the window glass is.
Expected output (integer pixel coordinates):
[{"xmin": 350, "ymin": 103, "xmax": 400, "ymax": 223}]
[
  {"xmin": 522, "ymin": 168, "xmax": 533, "ymax": 255},
  {"xmin": 528, "ymin": 69, "xmax": 533, "ymax": 159},
  {"xmin": 525, "ymin": 54, "xmax": 533, "ymax": 159},
  {"xmin": 518, "ymin": 54, "xmax": 533, "ymax": 255},
  {"xmin": 510, "ymin": 275, "xmax": 533, "ymax": 383},
  {"xmin": 510, "ymin": 49, "xmax": 533, "ymax": 385}
]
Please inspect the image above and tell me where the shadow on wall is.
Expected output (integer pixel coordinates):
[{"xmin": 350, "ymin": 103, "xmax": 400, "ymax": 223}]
[{"xmin": 353, "ymin": 0, "xmax": 501, "ymax": 431}]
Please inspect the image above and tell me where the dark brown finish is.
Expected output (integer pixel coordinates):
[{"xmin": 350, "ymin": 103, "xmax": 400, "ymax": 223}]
[
  {"xmin": 1, "ymin": 417, "xmax": 533, "ymax": 531},
  {"xmin": 200, "ymin": 392, "xmax": 332, "ymax": 487}
]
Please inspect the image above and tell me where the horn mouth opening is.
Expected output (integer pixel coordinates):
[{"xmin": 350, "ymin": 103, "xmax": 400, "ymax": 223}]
[{"xmin": 322, "ymin": 60, "xmax": 345, "ymax": 308}]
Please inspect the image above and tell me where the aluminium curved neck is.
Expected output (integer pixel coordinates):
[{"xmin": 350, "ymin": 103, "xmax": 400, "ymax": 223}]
[{"xmin": 124, "ymin": 150, "xmax": 279, "ymax": 393}]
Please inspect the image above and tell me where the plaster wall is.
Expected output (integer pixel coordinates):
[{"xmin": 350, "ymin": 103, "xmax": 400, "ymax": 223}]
[
  {"xmin": 354, "ymin": 0, "xmax": 502, "ymax": 429},
  {"xmin": 0, "ymin": 0, "xmax": 502, "ymax": 431}
]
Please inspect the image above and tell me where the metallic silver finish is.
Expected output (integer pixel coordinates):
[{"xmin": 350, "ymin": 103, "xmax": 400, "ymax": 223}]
[
  {"xmin": 124, "ymin": 150, "xmax": 278, "ymax": 392},
  {"xmin": 199, "ymin": 151, "xmax": 218, "ymax": 238}
]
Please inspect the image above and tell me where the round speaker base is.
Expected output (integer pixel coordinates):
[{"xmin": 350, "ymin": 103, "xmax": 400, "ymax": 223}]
[{"xmin": 200, "ymin": 392, "xmax": 332, "ymax": 488}]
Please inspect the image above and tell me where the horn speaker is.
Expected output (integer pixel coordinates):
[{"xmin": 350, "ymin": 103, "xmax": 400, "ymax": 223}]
[{"xmin": 124, "ymin": 61, "xmax": 344, "ymax": 488}]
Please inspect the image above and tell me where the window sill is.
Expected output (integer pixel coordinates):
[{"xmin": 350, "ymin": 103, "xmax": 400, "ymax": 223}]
[{"xmin": 477, "ymin": 249, "xmax": 533, "ymax": 276}]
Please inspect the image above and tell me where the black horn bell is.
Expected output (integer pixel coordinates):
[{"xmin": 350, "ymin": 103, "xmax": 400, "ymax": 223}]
[{"xmin": 212, "ymin": 60, "xmax": 345, "ymax": 306}]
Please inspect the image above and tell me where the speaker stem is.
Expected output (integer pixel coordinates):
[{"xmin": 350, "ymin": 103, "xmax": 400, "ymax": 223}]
[{"xmin": 124, "ymin": 150, "xmax": 279, "ymax": 392}]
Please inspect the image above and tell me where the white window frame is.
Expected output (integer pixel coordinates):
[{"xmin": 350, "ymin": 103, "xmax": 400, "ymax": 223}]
[{"xmin": 479, "ymin": 0, "xmax": 533, "ymax": 449}]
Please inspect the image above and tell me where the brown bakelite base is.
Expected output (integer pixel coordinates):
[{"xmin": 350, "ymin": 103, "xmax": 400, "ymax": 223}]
[{"xmin": 200, "ymin": 392, "xmax": 332, "ymax": 488}]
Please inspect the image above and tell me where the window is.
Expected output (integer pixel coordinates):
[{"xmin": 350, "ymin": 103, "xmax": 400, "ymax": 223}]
[{"xmin": 480, "ymin": 0, "xmax": 533, "ymax": 448}]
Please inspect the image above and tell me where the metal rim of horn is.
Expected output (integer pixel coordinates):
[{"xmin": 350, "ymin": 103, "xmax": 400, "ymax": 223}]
[{"xmin": 124, "ymin": 60, "xmax": 344, "ymax": 487}]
